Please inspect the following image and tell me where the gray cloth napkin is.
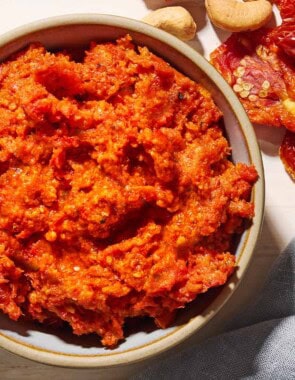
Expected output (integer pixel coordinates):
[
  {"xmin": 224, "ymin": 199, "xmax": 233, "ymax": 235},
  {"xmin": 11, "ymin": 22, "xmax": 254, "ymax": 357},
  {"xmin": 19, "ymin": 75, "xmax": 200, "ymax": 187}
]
[{"xmin": 133, "ymin": 239, "xmax": 295, "ymax": 380}]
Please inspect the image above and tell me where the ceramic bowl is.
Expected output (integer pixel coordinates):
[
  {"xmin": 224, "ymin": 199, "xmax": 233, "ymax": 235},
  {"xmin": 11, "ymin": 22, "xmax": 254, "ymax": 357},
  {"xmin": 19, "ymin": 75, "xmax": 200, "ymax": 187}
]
[{"xmin": 0, "ymin": 14, "xmax": 264, "ymax": 368}]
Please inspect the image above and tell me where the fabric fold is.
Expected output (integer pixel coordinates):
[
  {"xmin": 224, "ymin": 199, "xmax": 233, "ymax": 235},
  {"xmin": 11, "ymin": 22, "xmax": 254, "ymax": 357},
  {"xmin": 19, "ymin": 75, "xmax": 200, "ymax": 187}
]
[{"xmin": 133, "ymin": 239, "xmax": 295, "ymax": 380}]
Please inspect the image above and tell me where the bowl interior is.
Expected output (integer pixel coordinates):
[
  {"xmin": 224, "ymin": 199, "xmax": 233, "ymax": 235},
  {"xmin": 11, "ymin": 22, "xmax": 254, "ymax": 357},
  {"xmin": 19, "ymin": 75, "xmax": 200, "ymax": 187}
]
[{"xmin": 0, "ymin": 15, "xmax": 264, "ymax": 367}]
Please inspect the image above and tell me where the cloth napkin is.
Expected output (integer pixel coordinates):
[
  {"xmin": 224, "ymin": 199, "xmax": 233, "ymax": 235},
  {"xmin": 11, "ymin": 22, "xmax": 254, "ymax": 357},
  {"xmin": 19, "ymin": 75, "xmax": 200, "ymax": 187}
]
[{"xmin": 133, "ymin": 239, "xmax": 295, "ymax": 380}]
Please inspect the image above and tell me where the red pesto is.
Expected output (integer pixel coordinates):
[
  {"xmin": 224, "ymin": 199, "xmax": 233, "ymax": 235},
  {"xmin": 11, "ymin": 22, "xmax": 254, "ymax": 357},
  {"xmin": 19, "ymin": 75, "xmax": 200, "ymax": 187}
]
[
  {"xmin": 280, "ymin": 130, "xmax": 295, "ymax": 180},
  {"xmin": 0, "ymin": 35, "xmax": 257, "ymax": 347}
]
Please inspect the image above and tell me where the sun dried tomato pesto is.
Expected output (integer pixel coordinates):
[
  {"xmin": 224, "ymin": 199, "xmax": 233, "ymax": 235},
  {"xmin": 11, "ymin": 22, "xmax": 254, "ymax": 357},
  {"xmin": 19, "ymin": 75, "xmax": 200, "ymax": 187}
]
[{"xmin": 0, "ymin": 35, "xmax": 257, "ymax": 347}]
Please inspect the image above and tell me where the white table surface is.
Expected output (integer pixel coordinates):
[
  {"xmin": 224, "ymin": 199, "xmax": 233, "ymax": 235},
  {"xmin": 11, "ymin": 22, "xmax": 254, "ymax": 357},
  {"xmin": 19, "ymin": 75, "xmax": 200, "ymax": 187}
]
[{"xmin": 0, "ymin": 1, "xmax": 294, "ymax": 379}]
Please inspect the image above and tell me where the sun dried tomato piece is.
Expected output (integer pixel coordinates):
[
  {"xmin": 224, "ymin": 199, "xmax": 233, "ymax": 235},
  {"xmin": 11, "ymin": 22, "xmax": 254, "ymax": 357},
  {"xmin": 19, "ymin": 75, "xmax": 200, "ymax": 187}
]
[
  {"xmin": 210, "ymin": 31, "xmax": 295, "ymax": 131},
  {"xmin": 273, "ymin": 0, "xmax": 295, "ymax": 20},
  {"xmin": 280, "ymin": 130, "xmax": 295, "ymax": 180},
  {"xmin": 268, "ymin": 20, "xmax": 295, "ymax": 58},
  {"xmin": 210, "ymin": 1, "xmax": 295, "ymax": 178},
  {"xmin": 266, "ymin": 1, "xmax": 295, "ymax": 58}
]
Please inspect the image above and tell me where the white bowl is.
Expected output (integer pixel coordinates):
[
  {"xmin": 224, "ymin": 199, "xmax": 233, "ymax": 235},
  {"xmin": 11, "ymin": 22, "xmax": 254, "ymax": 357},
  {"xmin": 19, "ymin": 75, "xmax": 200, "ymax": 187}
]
[{"xmin": 0, "ymin": 14, "xmax": 264, "ymax": 368}]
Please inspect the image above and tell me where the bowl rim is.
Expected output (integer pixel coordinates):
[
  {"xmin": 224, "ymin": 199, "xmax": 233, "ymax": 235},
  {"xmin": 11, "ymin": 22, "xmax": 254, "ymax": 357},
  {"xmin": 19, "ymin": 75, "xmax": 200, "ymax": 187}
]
[{"xmin": 0, "ymin": 13, "xmax": 265, "ymax": 368}]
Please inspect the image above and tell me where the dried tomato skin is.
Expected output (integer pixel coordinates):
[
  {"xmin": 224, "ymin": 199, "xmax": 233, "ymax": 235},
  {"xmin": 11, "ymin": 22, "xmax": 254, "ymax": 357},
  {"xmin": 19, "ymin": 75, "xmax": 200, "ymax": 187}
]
[
  {"xmin": 209, "ymin": 1, "xmax": 295, "ymax": 188},
  {"xmin": 210, "ymin": 1, "xmax": 295, "ymax": 180},
  {"xmin": 280, "ymin": 130, "xmax": 295, "ymax": 180},
  {"xmin": 269, "ymin": 21, "xmax": 295, "ymax": 58},
  {"xmin": 210, "ymin": 30, "xmax": 295, "ymax": 131},
  {"xmin": 268, "ymin": 1, "xmax": 295, "ymax": 58},
  {"xmin": 273, "ymin": 0, "xmax": 295, "ymax": 20}
]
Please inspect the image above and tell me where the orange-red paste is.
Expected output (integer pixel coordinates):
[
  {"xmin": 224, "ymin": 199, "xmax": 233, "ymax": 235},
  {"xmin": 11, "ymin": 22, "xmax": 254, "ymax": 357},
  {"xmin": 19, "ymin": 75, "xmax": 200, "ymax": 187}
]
[{"xmin": 0, "ymin": 35, "xmax": 257, "ymax": 347}]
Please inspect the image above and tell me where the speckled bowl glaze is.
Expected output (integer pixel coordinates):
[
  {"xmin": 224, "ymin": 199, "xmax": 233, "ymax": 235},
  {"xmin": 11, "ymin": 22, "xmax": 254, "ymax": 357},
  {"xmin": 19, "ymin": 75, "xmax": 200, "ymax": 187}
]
[{"xmin": 0, "ymin": 14, "xmax": 264, "ymax": 368}]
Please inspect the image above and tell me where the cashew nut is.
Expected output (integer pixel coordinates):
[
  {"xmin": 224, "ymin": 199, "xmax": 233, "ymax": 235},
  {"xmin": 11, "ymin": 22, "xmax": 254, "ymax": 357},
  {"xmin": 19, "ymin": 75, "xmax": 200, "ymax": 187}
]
[
  {"xmin": 142, "ymin": 6, "xmax": 197, "ymax": 41},
  {"xmin": 205, "ymin": 0, "xmax": 273, "ymax": 32}
]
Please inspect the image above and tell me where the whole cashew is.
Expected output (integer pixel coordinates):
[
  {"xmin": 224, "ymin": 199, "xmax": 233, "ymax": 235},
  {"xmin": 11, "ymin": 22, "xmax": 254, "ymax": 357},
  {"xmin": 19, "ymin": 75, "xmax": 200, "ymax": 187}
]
[
  {"xmin": 142, "ymin": 6, "xmax": 197, "ymax": 41},
  {"xmin": 205, "ymin": 0, "xmax": 273, "ymax": 32}
]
